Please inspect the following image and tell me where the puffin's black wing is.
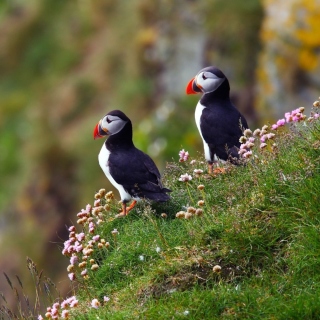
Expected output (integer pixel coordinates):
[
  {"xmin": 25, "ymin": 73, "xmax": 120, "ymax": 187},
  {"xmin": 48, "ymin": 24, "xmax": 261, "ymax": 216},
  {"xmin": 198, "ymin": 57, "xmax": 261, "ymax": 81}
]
[
  {"xmin": 200, "ymin": 106, "xmax": 248, "ymax": 160},
  {"xmin": 108, "ymin": 148, "xmax": 170, "ymax": 201}
]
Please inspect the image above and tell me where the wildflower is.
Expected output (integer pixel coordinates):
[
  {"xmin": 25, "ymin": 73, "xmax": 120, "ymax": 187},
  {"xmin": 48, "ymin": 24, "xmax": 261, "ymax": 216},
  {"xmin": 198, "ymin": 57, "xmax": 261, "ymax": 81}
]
[
  {"xmin": 262, "ymin": 125, "xmax": 268, "ymax": 131},
  {"xmin": 94, "ymin": 199, "xmax": 101, "ymax": 207},
  {"xmin": 104, "ymin": 296, "xmax": 110, "ymax": 302},
  {"xmin": 76, "ymin": 233, "xmax": 85, "ymax": 242},
  {"xmin": 61, "ymin": 310, "xmax": 69, "ymax": 319},
  {"xmin": 105, "ymin": 191, "xmax": 114, "ymax": 199},
  {"xmin": 156, "ymin": 246, "xmax": 161, "ymax": 253},
  {"xmin": 68, "ymin": 226, "xmax": 76, "ymax": 232},
  {"xmin": 91, "ymin": 264, "xmax": 99, "ymax": 271},
  {"xmin": 183, "ymin": 310, "xmax": 190, "ymax": 316},
  {"xmin": 79, "ymin": 261, "xmax": 86, "ymax": 268},
  {"xmin": 179, "ymin": 149, "xmax": 189, "ymax": 162},
  {"xmin": 111, "ymin": 229, "xmax": 119, "ymax": 235},
  {"xmin": 90, "ymin": 259, "xmax": 95, "ymax": 264},
  {"xmin": 91, "ymin": 298, "xmax": 101, "ymax": 309},
  {"xmin": 266, "ymin": 133, "xmax": 275, "ymax": 140},
  {"xmin": 139, "ymin": 255, "xmax": 145, "ymax": 261},
  {"xmin": 243, "ymin": 129, "xmax": 252, "ymax": 137},
  {"xmin": 38, "ymin": 316, "xmax": 44, "ymax": 320},
  {"xmin": 161, "ymin": 213, "xmax": 167, "ymax": 218},
  {"xmin": 277, "ymin": 118, "xmax": 285, "ymax": 126},
  {"xmin": 92, "ymin": 235, "xmax": 100, "ymax": 242},
  {"xmin": 313, "ymin": 101, "xmax": 320, "ymax": 107},
  {"xmin": 94, "ymin": 193, "xmax": 101, "ymax": 199},
  {"xmin": 187, "ymin": 207, "xmax": 196, "ymax": 214},
  {"xmin": 104, "ymin": 204, "xmax": 110, "ymax": 211},
  {"xmin": 193, "ymin": 169, "xmax": 203, "ymax": 176},
  {"xmin": 271, "ymin": 124, "xmax": 278, "ymax": 130},
  {"xmin": 248, "ymin": 137, "xmax": 255, "ymax": 143},
  {"xmin": 176, "ymin": 211, "xmax": 186, "ymax": 218},
  {"xmin": 105, "ymin": 242, "xmax": 110, "ymax": 248},
  {"xmin": 260, "ymin": 143, "xmax": 267, "ymax": 149},
  {"xmin": 197, "ymin": 200, "xmax": 205, "ymax": 206},
  {"xmin": 68, "ymin": 273, "xmax": 75, "ymax": 282},
  {"xmin": 67, "ymin": 265, "xmax": 74, "ymax": 272},
  {"xmin": 190, "ymin": 160, "xmax": 196, "ymax": 165},
  {"xmin": 314, "ymin": 113, "xmax": 320, "ymax": 119},
  {"xmin": 239, "ymin": 136, "xmax": 247, "ymax": 143},
  {"xmin": 81, "ymin": 269, "xmax": 88, "ymax": 276},
  {"xmin": 246, "ymin": 142, "xmax": 255, "ymax": 149},
  {"xmin": 197, "ymin": 184, "xmax": 205, "ymax": 190},
  {"xmin": 185, "ymin": 212, "xmax": 193, "ymax": 219},
  {"xmin": 242, "ymin": 151, "xmax": 252, "ymax": 158},
  {"xmin": 212, "ymin": 265, "xmax": 222, "ymax": 273},
  {"xmin": 179, "ymin": 173, "xmax": 192, "ymax": 182},
  {"xmin": 260, "ymin": 135, "xmax": 266, "ymax": 143},
  {"xmin": 195, "ymin": 209, "xmax": 203, "ymax": 216},
  {"xmin": 253, "ymin": 129, "xmax": 261, "ymax": 136},
  {"xmin": 98, "ymin": 242, "xmax": 104, "ymax": 249},
  {"xmin": 45, "ymin": 312, "xmax": 52, "ymax": 318}
]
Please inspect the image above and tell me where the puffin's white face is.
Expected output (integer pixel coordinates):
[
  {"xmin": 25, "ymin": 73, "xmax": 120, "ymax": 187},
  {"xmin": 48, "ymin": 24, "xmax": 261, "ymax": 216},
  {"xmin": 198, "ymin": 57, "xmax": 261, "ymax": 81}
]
[
  {"xmin": 194, "ymin": 71, "xmax": 225, "ymax": 94},
  {"xmin": 99, "ymin": 115, "xmax": 128, "ymax": 135},
  {"xmin": 94, "ymin": 114, "xmax": 128, "ymax": 139}
]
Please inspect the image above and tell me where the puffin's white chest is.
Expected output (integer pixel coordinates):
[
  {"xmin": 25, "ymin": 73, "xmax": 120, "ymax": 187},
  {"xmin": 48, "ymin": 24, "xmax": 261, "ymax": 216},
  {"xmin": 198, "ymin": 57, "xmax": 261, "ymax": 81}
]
[
  {"xmin": 98, "ymin": 144, "xmax": 131, "ymax": 202},
  {"xmin": 195, "ymin": 102, "xmax": 212, "ymax": 162}
]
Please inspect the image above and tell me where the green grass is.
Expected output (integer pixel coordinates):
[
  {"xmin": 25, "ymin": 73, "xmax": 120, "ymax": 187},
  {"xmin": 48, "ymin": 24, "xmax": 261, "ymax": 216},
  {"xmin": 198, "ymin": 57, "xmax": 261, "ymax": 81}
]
[
  {"xmin": 3, "ymin": 109, "xmax": 319, "ymax": 319},
  {"xmin": 56, "ymin": 110, "xmax": 320, "ymax": 319}
]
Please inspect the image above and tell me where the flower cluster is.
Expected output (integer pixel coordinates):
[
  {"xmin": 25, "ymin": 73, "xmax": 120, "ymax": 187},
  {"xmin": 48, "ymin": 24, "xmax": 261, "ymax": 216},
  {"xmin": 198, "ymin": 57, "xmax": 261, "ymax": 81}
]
[
  {"xmin": 238, "ymin": 102, "xmax": 320, "ymax": 159},
  {"xmin": 179, "ymin": 149, "xmax": 189, "ymax": 162},
  {"xmin": 176, "ymin": 206, "xmax": 204, "ymax": 219},
  {"xmin": 40, "ymin": 296, "xmax": 78, "ymax": 319},
  {"xmin": 179, "ymin": 173, "xmax": 192, "ymax": 182},
  {"xmin": 62, "ymin": 189, "xmax": 115, "ymax": 282}
]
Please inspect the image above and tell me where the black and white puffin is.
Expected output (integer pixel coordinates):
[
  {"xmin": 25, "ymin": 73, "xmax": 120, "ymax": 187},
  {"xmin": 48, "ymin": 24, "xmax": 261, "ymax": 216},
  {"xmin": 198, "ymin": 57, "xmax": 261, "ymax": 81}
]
[
  {"xmin": 93, "ymin": 110, "xmax": 171, "ymax": 217},
  {"xmin": 186, "ymin": 66, "xmax": 248, "ymax": 173}
]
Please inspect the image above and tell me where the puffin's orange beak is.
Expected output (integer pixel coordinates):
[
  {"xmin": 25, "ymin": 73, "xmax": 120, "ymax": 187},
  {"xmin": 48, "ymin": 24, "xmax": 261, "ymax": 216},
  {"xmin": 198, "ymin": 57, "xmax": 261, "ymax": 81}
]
[
  {"xmin": 93, "ymin": 121, "xmax": 108, "ymax": 140},
  {"xmin": 186, "ymin": 77, "xmax": 202, "ymax": 94}
]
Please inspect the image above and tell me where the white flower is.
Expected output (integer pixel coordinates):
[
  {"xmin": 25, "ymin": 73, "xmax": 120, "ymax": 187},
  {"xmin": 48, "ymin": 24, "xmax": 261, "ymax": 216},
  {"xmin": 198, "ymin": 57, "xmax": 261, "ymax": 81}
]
[
  {"xmin": 156, "ymin": 246, "xmax": 161, "ymax": 253},
  {"xmin": 139, "ymin": 255, "xmax": 145, "ymax": 261},
  {"xmin": 179, "ymin": 173, "xmax": 192, "ymax": 182}
]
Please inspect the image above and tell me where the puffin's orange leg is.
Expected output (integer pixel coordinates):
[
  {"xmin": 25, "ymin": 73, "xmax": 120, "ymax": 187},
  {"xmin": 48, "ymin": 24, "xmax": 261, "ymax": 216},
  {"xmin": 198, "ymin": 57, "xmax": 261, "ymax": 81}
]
[
  {"xmin": 208, "ymin": 163, "xmax": 213, "ymax": 174},
  {"xmin": 116, "ymin": 200, "xmax": 137, "ymax": 218},
  {"xmin": 126, "ymin": 200, "xmax": 137, "ymax": 214}
]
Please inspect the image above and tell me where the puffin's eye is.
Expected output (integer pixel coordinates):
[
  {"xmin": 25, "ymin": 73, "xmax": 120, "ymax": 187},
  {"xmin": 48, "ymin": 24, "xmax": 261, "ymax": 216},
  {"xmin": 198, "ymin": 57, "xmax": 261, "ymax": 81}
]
[
  {"xmin": 106, "ymin": 116, "xmax": 112, "ymax": 124},
  {"xmin": 202, "ymin": 73, "xmax": 207, "ymax": 80}
]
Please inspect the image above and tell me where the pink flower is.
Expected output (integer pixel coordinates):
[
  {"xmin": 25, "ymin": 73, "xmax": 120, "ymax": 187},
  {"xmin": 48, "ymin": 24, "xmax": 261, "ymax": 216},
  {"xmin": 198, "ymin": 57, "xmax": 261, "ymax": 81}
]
[
  {"xmin": 248, "ymin": 137, "xmax": 255, "ymax": 143},
  {"xmin": 104, "ymin": 296, "xmax": 110, "ymax": 302},
  {"xmin": 260, "ymin": 143, "xmax": 267, "ymax": 149},
  {"xmin": 243, "ymin": 151, "xmax": 252, "ymax": 158},
  {"xmin": 179, "ymin": 173, "xmax": 192, "ymax": 182},
  {"xmin": 61, "ymin": 310, "xmax": 69, "ymax": 319},
  {"xmin": 179, "ymin": 149, "xmax": 189, "ymax": 162},
  {"xmin": 68, "ymin": 226, "xmax": 76, "ymax": 232},
  {"xmin": 91, "ymin": 298, "xmax": 101, "ymax": 309},
  {"xmin": 81, "ymin": 269, "xmax": 87, "ymax": 276},
  {"xmin": 38, "ymin": 316, "xmax": 44, "ymax": 320},
  {"xmin": 277, "ymin": 119, "xmax": 285, "ymax": 126},
  {"xmin": 70, "ymin": 299, "xmax": 78, "ymax": 308},
  {"xmin": 190, "ymin": 160, "xmax": 196, "ymax": 165},
  {"xmin": 68, "ymin": 273, "xmax": 76, "ymax": 281},
  {"xmin": 271, "ymin": 124, "xmax": 278, "ymax": 130},
  {"xmin": 76, "ymin": 233, "xmax": 85, "ymax": 242},
  {"xmin": 70, "ymin": 255, "xmax": 78, "ymax": 265},
  {"xmin": 314, "ymin": 113, "xmax": 320, "ymax": 119},
  {"xmin": 92, "ymin": 235, "xmax": 100, "ymax": 242}
]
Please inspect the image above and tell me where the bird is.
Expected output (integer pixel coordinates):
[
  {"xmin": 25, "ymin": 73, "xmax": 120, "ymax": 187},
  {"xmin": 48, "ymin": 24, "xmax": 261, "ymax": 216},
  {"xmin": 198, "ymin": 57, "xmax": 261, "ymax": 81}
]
[
  {"xmin": 186, "ymin": 66, "xmax": 248, "ymax": 174},
  {"xmin": 93, "ymin": 110, "xmax": 171, "ymax": 217}
]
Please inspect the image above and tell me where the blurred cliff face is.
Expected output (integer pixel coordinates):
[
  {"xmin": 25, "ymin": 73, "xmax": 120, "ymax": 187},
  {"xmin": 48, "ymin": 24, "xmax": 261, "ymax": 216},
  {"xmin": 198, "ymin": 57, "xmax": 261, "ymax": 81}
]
[{"xmin": 0, "ymin": 0, "xmax": 319, "ymax": 311}]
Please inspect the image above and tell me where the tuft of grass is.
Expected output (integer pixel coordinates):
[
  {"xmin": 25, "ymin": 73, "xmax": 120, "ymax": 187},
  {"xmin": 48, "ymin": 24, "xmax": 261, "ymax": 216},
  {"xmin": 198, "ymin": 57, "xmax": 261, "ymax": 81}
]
[{"xmin": 9, "ymin": 101, "xmax": 320, "ymax": 319}]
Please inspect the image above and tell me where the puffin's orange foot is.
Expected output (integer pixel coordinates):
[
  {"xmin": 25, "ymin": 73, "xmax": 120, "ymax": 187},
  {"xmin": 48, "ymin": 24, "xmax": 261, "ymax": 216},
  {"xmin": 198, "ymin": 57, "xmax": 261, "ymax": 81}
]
[{"xmin": 115, "ymin": 200, "xmax": 137, "ymax": 218}]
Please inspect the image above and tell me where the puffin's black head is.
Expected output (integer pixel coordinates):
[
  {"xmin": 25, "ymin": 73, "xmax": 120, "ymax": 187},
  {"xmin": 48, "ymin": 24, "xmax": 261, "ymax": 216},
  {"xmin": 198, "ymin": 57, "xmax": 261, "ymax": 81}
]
[
  {"xmin": 186, "ymin": 66, "xmax": 229, "ymax": 96},
  {"xmin": 93, "ymin": 110, "xmax": 131, "ymax": 140}
]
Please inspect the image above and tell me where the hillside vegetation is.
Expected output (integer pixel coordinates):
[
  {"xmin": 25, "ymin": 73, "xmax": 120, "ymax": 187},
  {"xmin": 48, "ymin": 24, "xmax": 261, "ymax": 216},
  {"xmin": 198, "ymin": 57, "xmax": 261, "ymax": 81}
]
[{"xmin": 2, "ymin": 102, "xmax": 320, "ymax": 319}]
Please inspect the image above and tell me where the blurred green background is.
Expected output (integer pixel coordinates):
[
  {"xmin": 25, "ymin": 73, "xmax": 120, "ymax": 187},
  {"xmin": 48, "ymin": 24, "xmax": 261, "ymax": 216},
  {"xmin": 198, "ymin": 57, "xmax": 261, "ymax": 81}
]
[{"xmin": 0, "ymin": 0, "xmax": 319, "ymax": 308}]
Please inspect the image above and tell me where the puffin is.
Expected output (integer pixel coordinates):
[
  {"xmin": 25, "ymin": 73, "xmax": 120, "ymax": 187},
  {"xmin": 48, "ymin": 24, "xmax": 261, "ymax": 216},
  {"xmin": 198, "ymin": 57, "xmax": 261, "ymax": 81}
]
[
  {"xmin": 186, "ymin": 66, "xmax": 248, "ymax": 173},
  {"xmin": 93, "ymin": 110, "xmax": 171, "ymax": 217}
]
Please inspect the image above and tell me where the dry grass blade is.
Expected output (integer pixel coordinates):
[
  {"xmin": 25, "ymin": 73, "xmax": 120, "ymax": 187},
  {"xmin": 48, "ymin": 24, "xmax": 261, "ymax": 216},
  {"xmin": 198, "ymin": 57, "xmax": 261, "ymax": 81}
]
[
  {"xmin": 0, "ymin": 305, "xmax": 18, "ymax": 319},
  {"xmin": 16, "ymin": 275, "xmax": 23, "ymax": 289},
  {"xmin": 3, "ymin": 273, "xmax": 13, "ymax": 290},
  {"xmin": 26, "ymin": 257, "xmax": 38, "ymax": 277},
  {"xmin": 0, "ymin": 292, "xmax": 7, "ymax": 304}
]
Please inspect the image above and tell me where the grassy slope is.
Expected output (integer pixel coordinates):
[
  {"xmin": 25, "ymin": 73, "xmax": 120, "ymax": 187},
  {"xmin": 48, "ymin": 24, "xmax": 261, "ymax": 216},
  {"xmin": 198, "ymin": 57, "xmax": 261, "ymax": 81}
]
[{"xmin": 41, "ymin": 111, "xmax": 319, "ymax": 320}]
